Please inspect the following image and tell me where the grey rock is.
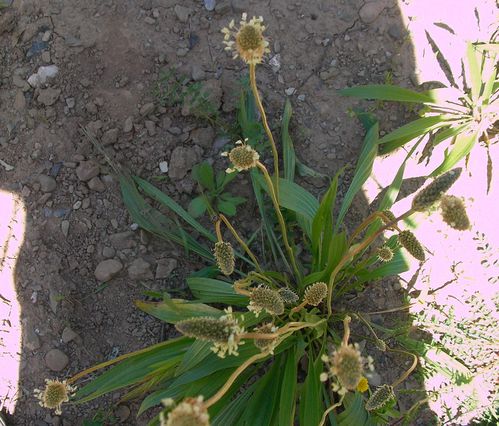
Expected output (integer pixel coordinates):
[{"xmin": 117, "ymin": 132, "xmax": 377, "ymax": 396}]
[
  {"xmin": 140, "ymin": 102, "xmax": 155, "ymax": 116},
  {"xmin": 359, "ymin": 1, "xmax": 385, "ymax": 24},
  {"xmin": 94, "ymin": 259, "xmax": 123, "ymax": 282},
  {"xmin": 123, "ymin": 116, "xmax": 134, "ymax": 132},
  {"xmin": 0, "ymin": 9, "xmax": 16, "ymax": 35},
  {"xmin": 115, "ymin": 405, "xmax": 131, "ymax": 422},
  {"xmin": 88, "ymin": 176, "xmax": 106, "ymax": 192},
  {"xmin": 174, "ymin": 5, "xmax": 192, "ymax": 23},
  {"xmin": 145, "ymin": 120, "xmax": 156, "ymax": 136},
  {"xmin": 388, "ymin": 24, "xmax": 405, "ymax": 40},
  {"xmin": 76, "ymin": 161, "xmax": 100, "ymax": 181},
  {"xmin": 155, "ymin": 258, "xmax": 178, "ymax": 279},
  {"xmin": 169, "ymin": 146, "xmax": 201, "ymax": 180},
  {"xmin": 102, "ymin": 128, "xmax": 118, "ymax": 145},
  {"xmin": 204, "ymin": 0, "xmax": 216, "ymax": 11},
  {"xmin": 128, "ymin": 258, "xmax": 153, "ymax": 280},
  {"xmin": 61, "ymin": 220, "xmax": 70, "ymax": 237},
  {"xmin": 61, "ymin": 326, "xmax": 78, "ymax": 343},
  {"xmin": 231, "ymin": 0, "xmax": 246, "ymax": 13},
  {"xmin": 190, "ymin": 126, "xmax": 215, "ymax": 149},
  {"xmin": 45, "ymin": 349, "xmax": 69, "ymax": 372},
  {"xmin": 14, "ymin": 90, "xmax": 26, "ymax": 111},
  {"xmin": 102, "ymin": 246, "xmax": 116, "ymax": 259},
  {"xmin": 37, "ymin": 88, "xmax": 61, "ymax": 106},
  {"xmin": 65, "ymin": 97, "xmax": 75, "ymax": 108},
  {"xmin": 191, "ymin": 64, "xmax": 206, "ymax": 81},
  {"xmin": 109, "ymin": 231, "xmax": 136, "ymax": 249},
  {"xmin": 38, "ymin": 174, "xmax": 56, "ymax": 192},
  {"xmin": 25, "ymin": 328, "xmax": 41, "ymax": 351}
]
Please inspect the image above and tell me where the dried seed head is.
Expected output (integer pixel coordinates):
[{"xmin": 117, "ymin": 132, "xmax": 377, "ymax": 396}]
[
  {"xmin": 380, "ymin": 210, "xmax": 397, "ymax": 225},
  {"xmin": 214, "ymin": 241, "xmax": 235, "ymax": 276},
  {"xmin": 175, "ymin": 308, "xmax": 244, "ymax": 358},
  {"xmin": 162, "ymin": 396, "xmax": 210, "ymax": 426},
  {"xmin": 223, "ymin": 141, "xmax": 260, "ymax": 173},
  {"xmin": 356, "ymin": 376, "xmax": 369, "ymax": 393},
  {"xmin": 248, "ymin": 285, "xmax": 284, "ymax": 316},
  {"xmin": 376, "ymin": 245, "xmax": 394, "ymax": 262},
  {"xmin": 365, "ymin": 384, "xmax": 396, "ymax": 411},
  {"xmin": 303, "ymin": 282, "xmax": 328, "ymax": 306},
  {"xmin": 398, "ymin": 230, "xmax": 425, "ymax": 262},
  {"xmin": 440, "ymin": 195, "xmax": 470, "ymax": 231},
  {"xmin": 253, "ymin": 323, "xmax": 279, "ymax": 354},
  {"xmin": 411, "ymin": 168, "xmax": 462, "ymax": 211},
  {"xmin": 34, "ymin": 379, "xmax": 76, "ymax": 415},
  {"xmin": 278, "ymin": 287, "xmax": 299, "ymax": 305},
  {"xmin": 331, "ymin": 344, "xmax": 364, "ymax": 390},
  {"xmin": 221, "ymin": 14, "xmax": 270, "ymax": 65}
]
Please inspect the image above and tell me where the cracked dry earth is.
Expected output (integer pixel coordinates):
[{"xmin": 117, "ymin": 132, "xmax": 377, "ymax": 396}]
[{"xmin": 1, "ymin": 0, "xmax": 425, "ymax": 424}]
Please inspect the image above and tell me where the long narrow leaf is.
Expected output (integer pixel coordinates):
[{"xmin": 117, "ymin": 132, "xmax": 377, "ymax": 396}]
[
  {"xmin": 135, "ymin": 298, "xmax": 221, "ymax": 323},
  {"xmin": 430, "ymin": 131, "xmax": 478, "ymax": 176},
  {"xmin": 377, "ymin": 115, "xmax": 451, "ymax": 145},
  {"xmin": 466, "ymin": 42, "xmax": 481, "ymax": 102},
  {"xmin": 299, "ymin": 352, "xmax": 323, "ymax": 426},
  {"xmin": 335, "ymin": 122, "xmax": 378, "ymax": 230},
  {"xmin": 133, "ymin": 176, "xmax": 215, "ymax": 242},
  {"xmin": 340, "ymin": 84, "xmax": 435, "ymax": 103},
  {"xmin": 187, "ymin": 277, "xmax": 249, "ymax": 306},
  {"xmin": 282, "ymin": 99, "xmax": 296, "ymax": 182}
]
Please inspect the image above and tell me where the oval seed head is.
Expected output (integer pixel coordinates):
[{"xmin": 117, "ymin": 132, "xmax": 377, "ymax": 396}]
[
  {"xmin": 411, "ymin": 168, "xmax": 462, "ymax": 211},
  {"xmin": 376, "ymin": 245, "xmax": 394, "ymax": 262},
  {"xmin": 176, "ymin": 317, "xmax": 233, "ymax": 343},
  {"xmin": 331, "ymin": 344, "xmax": 364, "ymax": 390},
  {"xmin": 221, "ymin": 14, "xmax": 270, "ymax": 65},
  {"xmin": 278, "ymin": 287, "xmax": 299, "ymax": 305},
  {"xmin": 380, "ymin": 210, "xmax": 396, "ymax": 225},
  {"xmin": 226, "ymin": 142, "xmax": 260, "ymax": 173},
  {"xmin": 365, "ymin": 384, "xmax": 396, "ymax": 411},
  {"xmin": 253, "ymin": 323, "xmax": 279, "ymax": 354},
  {"xmin": 214, "ymin": 241, "xmax": 235, "ymax": 276},
  {"xmin": 248, "ymin": 285, "xmax": 284, "ymax": 316},
  {"xmin": 34, "ymin": 379, "xmax": 76, "ymax": 415},
  {"xmin": 303, "ymin": 282, "xmax": 328, "ymax": 306},
  {"xmin": 162, "ymin": 396, "xmax": 210, "ymax": 426},
  {"xmin": 398, "ymin": 230, "xmax": 425, "ymax": 262},
  {"xmin": 440, "ymin": 195, "xmax": 470, "ymax": 231}
]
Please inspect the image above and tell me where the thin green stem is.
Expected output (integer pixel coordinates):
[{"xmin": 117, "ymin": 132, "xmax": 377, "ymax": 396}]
[
  {"xmin": 257, "ymin": 161, "xmax": 302, "ymax": 282},
  {"xmin": 327, "ymin": 210, "xmax": 413, "ymax": 316},
  {"xmin": 219, "ymin": 214, "xmax": 263, "ymax": 272},
  {"xmin": 249, "ymin": 63, "xmax": 280, "ymax": 198}
]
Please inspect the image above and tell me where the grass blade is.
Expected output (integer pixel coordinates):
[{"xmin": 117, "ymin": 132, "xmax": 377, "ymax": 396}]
[
  {"xmin": 340, "ymin": 84, "xmax": 435, "ymax": 103},
  {"xmin": 282, "ymin": 98, "xmax": 296, "ymax": 182},
  {"xmin": 299, "ymin": 352, "xmax": 323, "ymax": 426},
  {"xmin": 430, "ymin": 131, "xmax": 478, "ymax": 176},
  {"xmin": 335, "ymin": 121, "xmax": 378, "ymax": 231},
  {"xmin": 133, "ymin": 176, "xmax": 215, "ymax": 242},
  {"xmin": 135, "ymin": 297, "xmax": 221, "ymax": 323},
  {"xmin": 377, "ymin": 115, "xmax": 451, "ymax": 145},
  {"xmin": 187, "ymin": 277, "xmax": 249, "ymax": 306}
]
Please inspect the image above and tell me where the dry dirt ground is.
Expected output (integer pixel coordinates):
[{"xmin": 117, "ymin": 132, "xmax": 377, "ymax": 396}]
[{"xmin": 0, "ymin": 0, "xmax": 494, "ymax": 425}]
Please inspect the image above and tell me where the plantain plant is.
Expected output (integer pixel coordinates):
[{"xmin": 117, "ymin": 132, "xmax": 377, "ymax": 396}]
[
  {"xmin": 341, "ymin": 36, "xmax": 498, "ymax": 192},
  {"xmin": 36, "ymin": 14, "xmax": 472, "ymax": 425}
]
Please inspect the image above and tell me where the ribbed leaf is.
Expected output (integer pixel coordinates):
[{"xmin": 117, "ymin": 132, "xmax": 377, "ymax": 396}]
[
  {"xmin": 135, "ymin": 297, "xmax": 221, "ymax": 324},
  {"xmin": 74, "ymin": 338, "xmax": 191, "ymax": 403},
  {"xmin": 340, "ymin": 84, "xmax": 435, "ymax": 103},
  {"xmin": 335, "ymin": 122, "xmax": 378, "ymax": 230},
  {"xmin": 282, "ymin": 98, "xmax": 296, "ymax": 182},
  {"xmin": 299, "ymin": 353, "xmax": 323, "ymax": 426},
  {"xmin": 337, "ymin": 392, "xmax": 373, "ymax": 426},
  {"xmin": 278, "ymin": 345, "xmax": 299, "ymax": 426},
  {"xmin": 237, "ymin": 355, "xmax": 284, "ymax": 426},
  {"xmin": 187, "ymin": 277, "xmax": 249, "ymax": 306},
  {"xmin": 466, "ymin": 42, "xmax": 481, "ymax": 102},
  {"xmin": 175, "ymin": 340, "xmax": 213, "ymax": 377},
  {"xmin": 377, "ymin": 115, "xmax": 450, "ymax": 145},
  {"xmin": 133, "ymin": 176, "xmax": 215, "ymax": 242},
  {"xmin": 430, "ymin": 131, "xmax": 478, "ymax": 176}
]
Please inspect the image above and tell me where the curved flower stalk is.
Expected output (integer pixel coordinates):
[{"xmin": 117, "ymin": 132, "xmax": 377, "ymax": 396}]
[{"xmin": 222, "ymin": 14, "xmax": 279, "ymax": 200}]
